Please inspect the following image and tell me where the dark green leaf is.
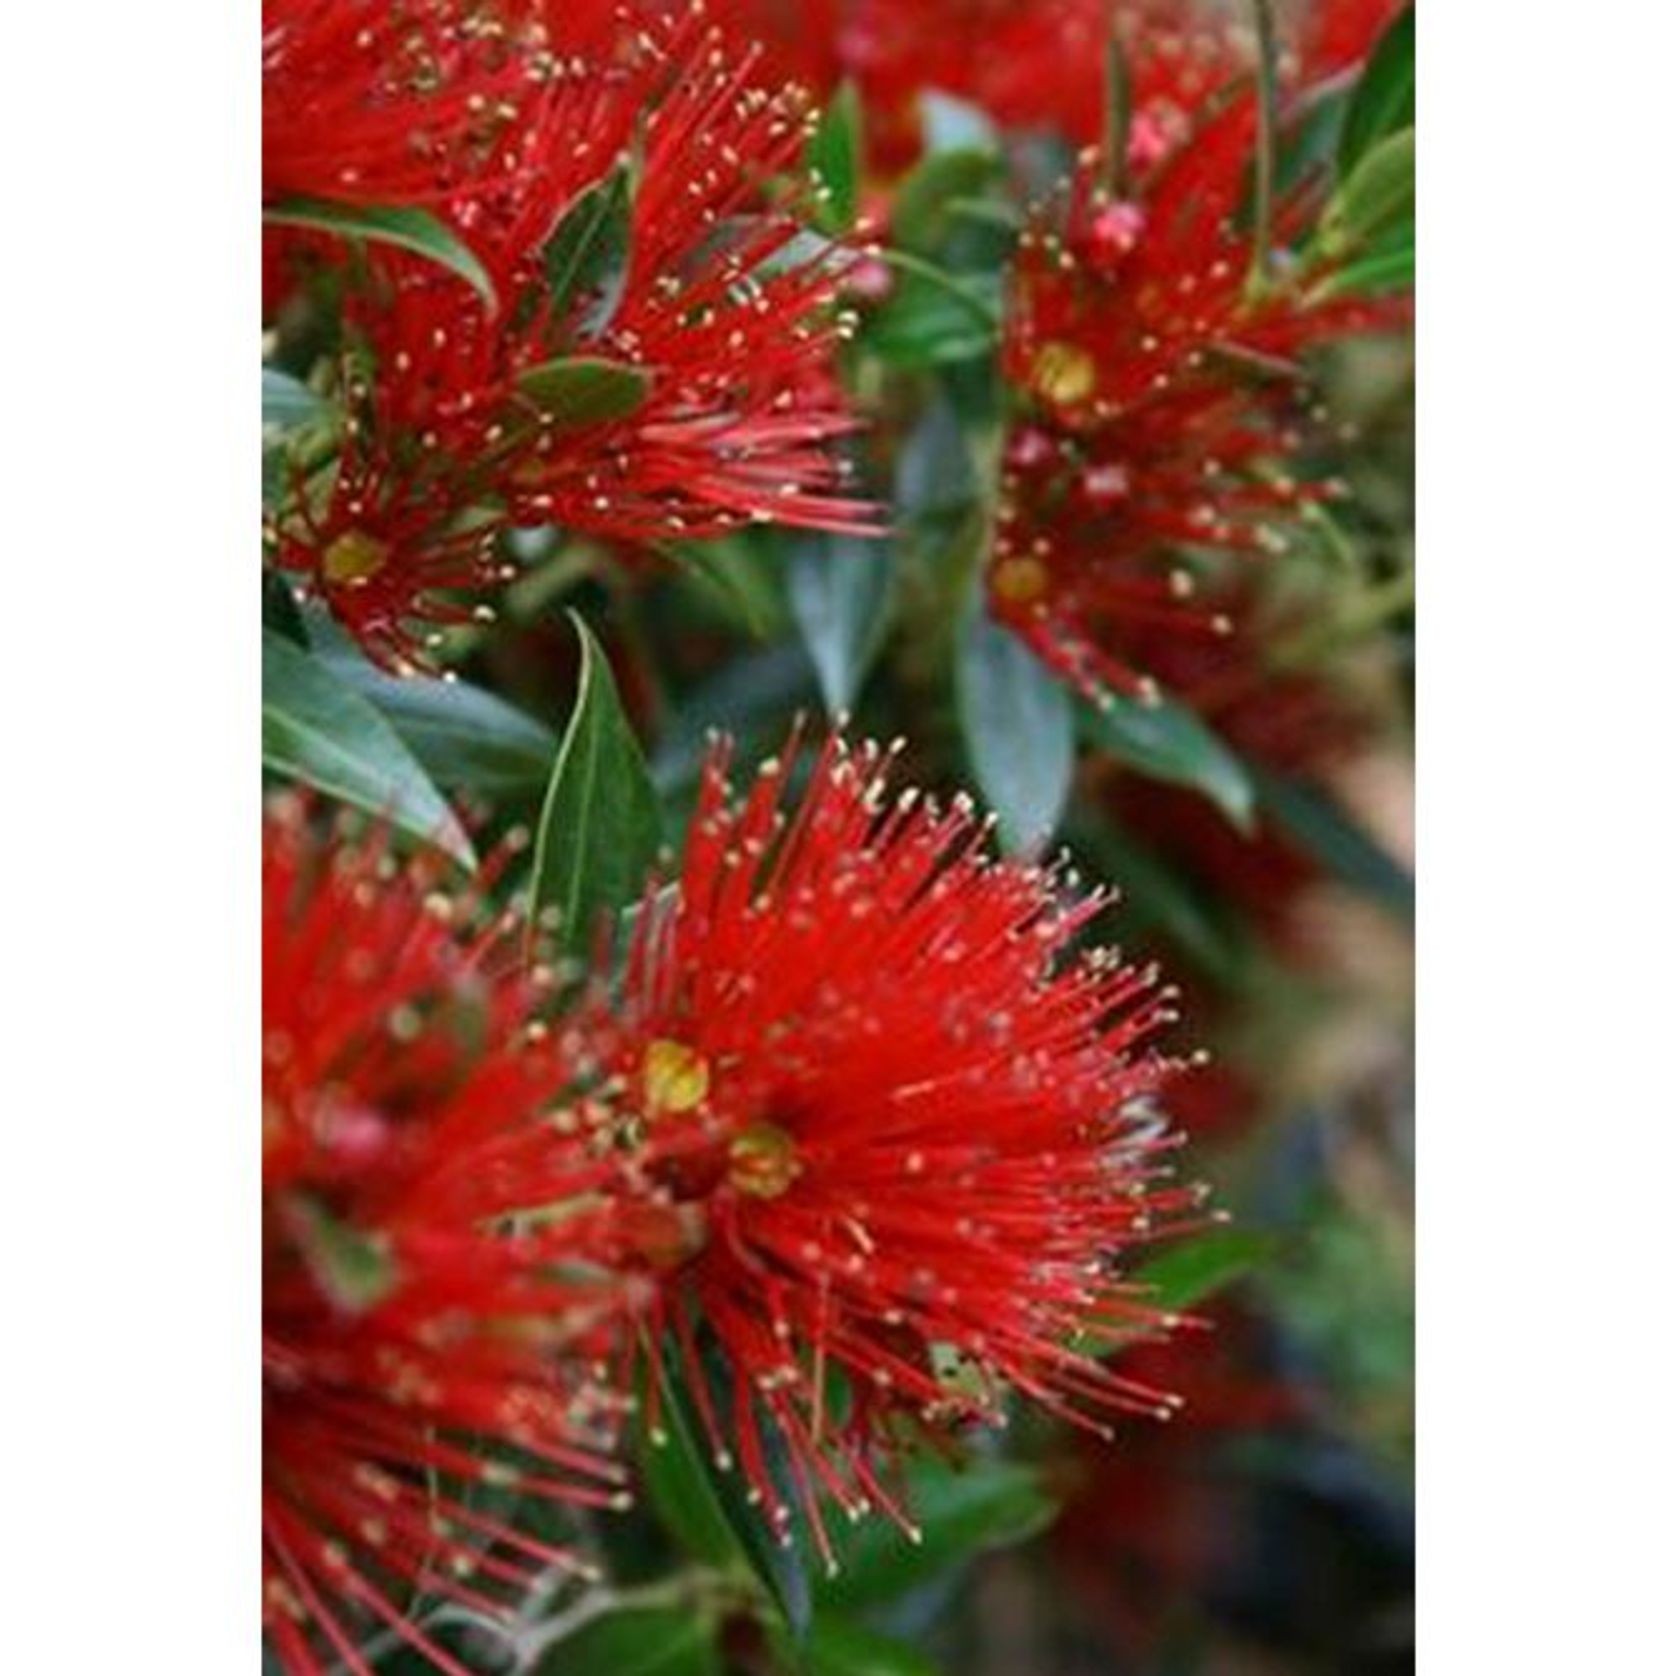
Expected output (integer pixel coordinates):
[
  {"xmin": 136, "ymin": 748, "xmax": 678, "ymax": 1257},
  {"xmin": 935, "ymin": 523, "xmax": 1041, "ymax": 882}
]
[
  {"xmin": 527, "ymin": 613, "xmax": 662, "ymax": 957},
  {"xmin": 1255, "ymin": 769, "xmax": 1414, "ymax": 920},
  {"xmin": 891, "ymin": 148, "xmax": 1001, "ymax": 257},
  {"xmin": 532, "ymin": 1607, "xmax": 719, "ymax": 1676},
  {"xmin": 806, "ymin": 81, "xmax": 862, "ymax": 232},
  {"xmin": 1080, "ymin": 690, "xmax": 1255, "ymax": 832},
  {"xmin": 1315, "ymin": 233, "xmax": 1414, "ymax": 299},
  {"xmin": 321, "ymin": 656, "xmax": 558, "ymax": 801},
  {"xmin": 639, "ymin": 1340, "xmax": 812, "ymax": 1637},
  {"xmin": 263, "ymin": 196, "xmax": 494, "ymax": 306},
  {"xmin": 788, "ymin": 534, "xmax": 895, "ymax": 715},
  {"xmin": 263, "ymin": 572, "xmax": 308, "ymax": 645},
  {"xmin": 772, "ymin": 1615, "xmax": 940, "ymax": 1676},
  {"xmin": 262, "ymin": 629, "xmax": 474, "ymax": 868},
  {"xmin": 262, "ymin": 367, "xmax": 325, "ymax": 431},
  {"xmin": 956, "ymin": 614, "xmax": 1074, "ymax": 853},
  {"xmin": 819, "ymin": 1455, "xmax": 1056, "ymax": 1611},
  {"xmin": 666, "ymin": 535, "xmax": 789, "ymax": 640},
  {"xmin": 863, "ymin": 261, "xmax": 1000, "ymax": 367},
  {"xmin": 1338, "ymin": 6, "xmax": 1416, "ymax": 178},
  {"xmin": 1133, "ymin": 1229, "xmax": 1274, "ymax": 1313},
  {"xmin": 516, "ymin": 356, "xmax": 652, "ymax": 430},
  {"xmin": 541, "ymin": 161, "xmax": 635, "ymax": 336}
]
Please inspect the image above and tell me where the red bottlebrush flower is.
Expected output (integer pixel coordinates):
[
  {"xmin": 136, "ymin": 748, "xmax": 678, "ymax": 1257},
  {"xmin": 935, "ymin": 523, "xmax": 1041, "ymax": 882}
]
[
  {"xmin": 262, "ymin": 798, "xmax": 637, "ymax": 1675},
  {"xmin": 594, "ymin": 735, "xmax": 1211, "ymax": 1569},
  {"xmin": 262, "ymin": 0, "xmax": 566, "ymax": 207},
  {"xmin": 268, "ymin": 7, "xmax": 873, "ymax": 672},
  {"xmin": 989, "ymin": 92, "xmax": 1404, "ymax": 702}
]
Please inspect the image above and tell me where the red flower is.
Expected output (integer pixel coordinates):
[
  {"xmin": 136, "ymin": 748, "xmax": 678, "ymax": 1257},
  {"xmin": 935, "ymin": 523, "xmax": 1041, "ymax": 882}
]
[
  {"xmin": 267, "ymin": 6, "xmax": 873, "ymax": 671},
  {"xmin": 262, "ymin": 0, "xmax": 567, "ymax": 208},
  {"xmin": 262, "ymin": 799, "xmax": 636, "ymax": 1675},
  {"xmin": 989, "ymin": 92, "xmax": 1403, "ymax": 702},
  {"xmin": 595, "ymin": 735, "xmax": 1211, "ymax": 1568},
  {"xmin": 703, "ymin": 0, "xmax": 1401, "ymax": 168}
]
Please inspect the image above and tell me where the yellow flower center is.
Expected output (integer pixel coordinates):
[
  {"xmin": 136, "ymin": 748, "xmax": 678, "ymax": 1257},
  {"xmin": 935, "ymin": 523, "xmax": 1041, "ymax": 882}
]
[
  {"xmin": 321, "ymin": 528, "xmax": 391, "ymax": 587},
  {"xmin": 728, "ymin": 1122, "xmax": 800, "ymax": 1199},
  {"xmin": 991, "ymin": 556, "xmax": 1051, "ymax": 606},
  {"xmin": 1030, "ymin": 340, "xmax": 1097, "ymax": 407},
  {"xmin": 643, "ymin": 1038, "xmax": 710, "ymax": 1118}
]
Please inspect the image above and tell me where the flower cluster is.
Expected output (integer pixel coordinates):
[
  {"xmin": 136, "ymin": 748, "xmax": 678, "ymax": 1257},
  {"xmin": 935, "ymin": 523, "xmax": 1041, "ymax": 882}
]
[
  {"xmin": 262, "ymin": 798, "xmax": 648, "ymax": 1672},
  {"xmin": 264, "ymin": 0, "xmax": 872, "ymax": 672},
  {"xmin": 990, "ymin": 89, "xmax": 1404, "ymax": 705},
  {"xmin": 263, "ymin": 722, "xmax": 1207, "ymax": 1663}
]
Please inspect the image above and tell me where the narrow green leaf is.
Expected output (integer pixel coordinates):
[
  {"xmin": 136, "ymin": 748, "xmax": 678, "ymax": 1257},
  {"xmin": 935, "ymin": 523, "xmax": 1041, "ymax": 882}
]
[
  {"xmin": 262, "ymin": 630, "xmax": 474, "ymax": 868},
  {"xmin": 639, "ymin": 1338, "xmax": 813, "ymax": 1637},
  {"xmin": 1319, "ymin": 127, "xmax": 1414, "ymax": 258},
  {"xmin": 262, "ymin": 368, "xmax": 325, "ymax": 431},
  {"xmin": 891, "ymin": 147, "xmax": 1002, "ymax": 257},
  {"xmin": 1133, "ymin": 1228, "xmax": 1274, "ymax": 1313},
  {"xmin": 527, "ymin": 614, "xmax": 661, "ymax": 958},
  {"xmin": 318, "ymin": 651, "xmax": 559, "ymax": 801},
  {"xmin": 806, "ymin": 81, "xmax": 862, "ymax": 232},
  {"xmin": 772, "ymin": 1615, "xmax": 940, "ymax": 1676},
  {"xmin": 788, "ymin": 534, "xmax": 895, "ymax": 715},
  {"xmin": 532, "ymin": 1607, "xmax": 719, "ymax": 1676},
  {"xmin": 1080, "ymin": 690, "xmax": 1255, "ymax": 832},
  {"xmin": 263, "ymin": 196, "xmax": 495, "ymax": 306},
  {"xmin": 1254, "ymin": 769, "xmax": 1414, "ymax": 920},
  {"xmin": 515, "ymin": 356, "xmax": 652, "ymax": 430},
  {"xmin": 1338, "ymin": 6, "xmax": 1416, "ymax": 178},
  {"xmin": 818, "ymin": 1456, "xmax": 1056, "ymax": 1611},
  {"xmin": 541, "ymin": 162, "xmax": 634, "ymax": 336},
  {"xmin": 956, "ymin": 614, "xmax": 1074, "ymax": 854}
]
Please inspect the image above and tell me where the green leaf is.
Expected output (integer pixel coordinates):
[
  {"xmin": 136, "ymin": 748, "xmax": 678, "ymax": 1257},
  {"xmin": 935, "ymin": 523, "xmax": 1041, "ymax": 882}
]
[
  {"xmin": 1338, "ymin": 6, "xmax": 1416, "ymax": 178},
  {"xmin": 863, "ymin": 260, "xmax": 1000, "ymax": 367},
  {"xmin": 772, "ymin": 1615, "xmax": 940, "ymax": 1676},
  {"xmin": 638, "ymin": 1339, "xmax": 813, "ymax": 1638},
  {"xmin": 263, "ymin": 196, "xmax": 495, "ymax": 306},
  {"xmin": 666, "ymin": 535, "xmax": 789, "ymax": 640},
  {"xmin": 527, "ymin": 613, "xmax": 662, "ymax": 958},
  {"xmin": 532, "ymin": 1608, "xmax": 719, "ymax": 1676},
  {"xmin": 541, "ymin": 161, "xmax": 634, "ymax": 337},
  {"xmin": 515, "ymin": 356, "xmax": 652, "ymax": 430},
  {"xmin": 956, "ymin": 614, "xmax": 1074, "ymax": 854},
  {"xmin": 1080, "ymin": 690, "xmax": 1255, "ymax": 832},
  {"xmin": 261, "ymin": 368, "xmax": 324, "ymax": 431},
  {"xmin": 288, "ymin": 1196, "xmax": 397, "ymax": 1315},
  {"xmin": 320, "ymin": 656, "xmax": 558, "ymax": 801},
  {"xmin": 1133, "ymin": 1229, "xmax": 1274, "ymax": 1313},
  {"xmin": 1254, "ymin": 769, "xmax": 1414, "ymax": 920},
  {"xmin": 806, "ymin": 81, "xmax": 862, "ymax": 232},
  {"xmin": 819, "ymin": 1455, "xmax": 1056, "ymax": 1612},
  {"xmin": 1318, "ymin": 127, "xmax": 1414, "ymax": 258},
  {"xmin": 1313, "ymin": 233, "xmax": 1414, "ymax": 299},
  {"xmin": 891, "ymin": 147, "xmax": 1002, "ymax": 257},
  {"xmin": 788, "ymin": 534, "xmax": 895, "ymax": 715},
  {"xmin": 262, "ymin": 629, "xmax": 475, "ymax": 869}
]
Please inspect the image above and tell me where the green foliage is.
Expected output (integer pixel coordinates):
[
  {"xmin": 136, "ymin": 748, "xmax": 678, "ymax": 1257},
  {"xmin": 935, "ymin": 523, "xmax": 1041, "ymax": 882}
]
[
  {"xmin": 515, "ymin": 356, "xmax": 653, "ymax": 429},
  {"xmin": 532, "ymin": 1607, "xmax": 721, "ymax": 1676},
  {"xmin": 806, "ymin": 81, "xmax": 863, "ymax": 232},
  {"xmin": 263, "ymin": 196, "xmax": 495, "ymax": 304},
  {"xmin": 956, "ymin": 612, "xmax": 1074, "ymax": 853},
  {"xmin": 789, "ymin": 533, "xmax": 895, "ymax": 715},
  {"xmin": 527, "ymin": 613, "xmax": 662, "ymax": 958},
  {"xmin": 262, "ymin": 628, "xmax": 475, "ymax": 868},
  {"xmin": 1080, "ymin": 690, "xmax": 1256, "ymax": 833},
  {"xmin": 1134, "ymin": 1229, "xmax": 1276, "ymax": 1313},
  {"xmin": 1338, "ymin": 6, "xmax": 1416, "ymax": 178},
  {"xmin": 541, "ymin": 161, "xmax": 635, "ymax": 336}
]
